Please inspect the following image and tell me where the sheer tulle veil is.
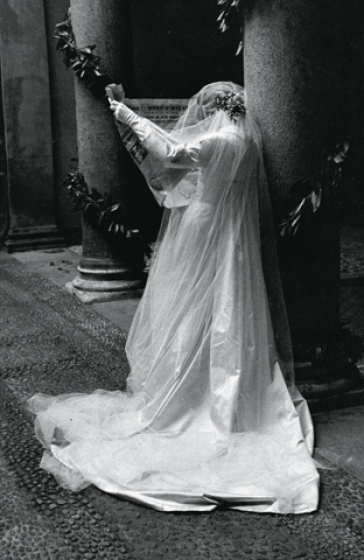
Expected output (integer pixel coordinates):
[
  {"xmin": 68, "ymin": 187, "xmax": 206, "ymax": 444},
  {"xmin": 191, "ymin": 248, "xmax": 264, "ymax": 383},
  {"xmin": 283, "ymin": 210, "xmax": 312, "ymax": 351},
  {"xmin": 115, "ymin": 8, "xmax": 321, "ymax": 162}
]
[
  {"xmin": 26, "ymin": 81, "xmax": 319, "ymax": 514},
  {"xmin": 129, "ymin": 81, "xmax": 295, "ymax": 389}
]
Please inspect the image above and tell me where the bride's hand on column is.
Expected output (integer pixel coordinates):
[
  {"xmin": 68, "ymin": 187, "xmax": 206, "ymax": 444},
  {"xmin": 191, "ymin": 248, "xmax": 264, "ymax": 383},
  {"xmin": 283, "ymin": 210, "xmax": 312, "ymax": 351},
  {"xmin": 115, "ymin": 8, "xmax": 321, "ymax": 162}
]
[{"xmin": 108, "ymin": 100, "xmax": 127, "ymax": 122}]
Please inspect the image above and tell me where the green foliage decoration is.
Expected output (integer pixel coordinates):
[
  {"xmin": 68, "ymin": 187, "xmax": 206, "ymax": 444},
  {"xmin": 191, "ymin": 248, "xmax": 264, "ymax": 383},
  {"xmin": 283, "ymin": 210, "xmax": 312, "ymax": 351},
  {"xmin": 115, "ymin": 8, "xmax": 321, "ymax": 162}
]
[
  {"xmin": 54, "ymin": 9, "xmax": 112, "ymax": 95},
  {"xmin": 65, "ymin": 170, "xmax": 148, "ymax": 267},
  {"xmin": 280, "ymin": 142, "xmax": 350, "ymax": 236},
  {"xmin": 217, "ymin": 0, "xmax": 243, "ymax": 55}
]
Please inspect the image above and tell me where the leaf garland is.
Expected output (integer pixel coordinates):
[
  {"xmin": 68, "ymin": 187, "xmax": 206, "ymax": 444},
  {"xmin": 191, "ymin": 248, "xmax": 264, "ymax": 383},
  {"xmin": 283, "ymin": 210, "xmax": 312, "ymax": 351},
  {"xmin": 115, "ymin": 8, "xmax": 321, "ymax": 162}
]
[
  {"xmin": 279, "ymin": 141, "xmax": 349, "ymax": 236},
  {"xmin": 65, "ymin": 169, "xmax": 141, "ymax": 242},
  {"xmin": 217, "ymin": 0, "xmax": 243, "ymax": 55},
  {"xmin": 54, "ymin": 9, "xmax": 112, "ymax": 95}
]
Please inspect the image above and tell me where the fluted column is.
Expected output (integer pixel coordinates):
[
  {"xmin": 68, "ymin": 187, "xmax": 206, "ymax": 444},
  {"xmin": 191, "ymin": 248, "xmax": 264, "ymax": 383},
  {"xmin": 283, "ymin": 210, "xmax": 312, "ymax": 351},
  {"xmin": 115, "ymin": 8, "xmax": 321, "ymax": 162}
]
[
  {"xmin": 244, "ymin": 0, "xmax": 361, "ymax": 403},
  {"xmin": 67, "ymin": 0, "xmax": 144, "ymax": 303}
]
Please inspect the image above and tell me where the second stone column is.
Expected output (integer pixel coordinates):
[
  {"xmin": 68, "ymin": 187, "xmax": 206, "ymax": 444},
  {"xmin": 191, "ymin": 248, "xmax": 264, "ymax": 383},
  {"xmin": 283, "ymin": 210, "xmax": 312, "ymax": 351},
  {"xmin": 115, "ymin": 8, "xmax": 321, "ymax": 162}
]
[{"xmin": 67, "ymin": 0, "xmax": 144, "ymax": 303}]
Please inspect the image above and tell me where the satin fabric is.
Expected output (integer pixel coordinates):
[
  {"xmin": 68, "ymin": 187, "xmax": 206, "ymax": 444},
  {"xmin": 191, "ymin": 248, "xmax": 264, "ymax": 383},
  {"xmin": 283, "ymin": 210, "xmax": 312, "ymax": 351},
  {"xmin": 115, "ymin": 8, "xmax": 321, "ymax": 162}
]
[{"xmin": 28, "ymin": 83, "xmax": 319, "ymax": 513}]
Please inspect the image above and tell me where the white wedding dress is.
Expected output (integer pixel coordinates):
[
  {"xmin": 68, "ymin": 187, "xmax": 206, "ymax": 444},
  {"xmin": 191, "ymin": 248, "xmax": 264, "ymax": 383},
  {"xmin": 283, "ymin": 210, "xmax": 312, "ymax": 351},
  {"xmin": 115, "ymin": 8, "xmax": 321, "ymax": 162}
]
[{"xmin": 28, "ymin": 83, "xmax": 319, "ymax": 513}]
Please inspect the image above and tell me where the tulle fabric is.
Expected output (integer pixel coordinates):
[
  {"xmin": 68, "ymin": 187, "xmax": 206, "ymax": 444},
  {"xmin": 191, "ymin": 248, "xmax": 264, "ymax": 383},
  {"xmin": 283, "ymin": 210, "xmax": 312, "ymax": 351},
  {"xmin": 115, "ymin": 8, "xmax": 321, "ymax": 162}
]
[{"xmin": 27, "ymin": 82, "xmax": 319, "ymax": 513}]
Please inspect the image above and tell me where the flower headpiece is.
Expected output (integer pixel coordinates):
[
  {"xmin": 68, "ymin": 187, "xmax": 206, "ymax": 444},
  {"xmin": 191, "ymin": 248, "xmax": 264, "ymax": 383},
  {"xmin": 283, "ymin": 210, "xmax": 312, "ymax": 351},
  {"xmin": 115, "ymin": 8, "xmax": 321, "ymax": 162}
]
[{"xmin": 216, "ymin": 91, "xmax": 246, "ymax": 121}]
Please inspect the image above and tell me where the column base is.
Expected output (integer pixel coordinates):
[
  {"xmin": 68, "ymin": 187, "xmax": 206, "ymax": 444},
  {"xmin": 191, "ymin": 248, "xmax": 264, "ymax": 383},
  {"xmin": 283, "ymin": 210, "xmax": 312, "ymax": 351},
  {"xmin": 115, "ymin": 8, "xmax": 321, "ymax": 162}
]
[
  {"xmin": 4, "ymin": 226, "xmax": 65, "ymax": 253},
  {"xmin": 66, "ymin": 275, "xmax": 145, "ymax": 304},
  {"xmin": 66, "ymin": 258, "xmax": 146, "ymax": 303}
]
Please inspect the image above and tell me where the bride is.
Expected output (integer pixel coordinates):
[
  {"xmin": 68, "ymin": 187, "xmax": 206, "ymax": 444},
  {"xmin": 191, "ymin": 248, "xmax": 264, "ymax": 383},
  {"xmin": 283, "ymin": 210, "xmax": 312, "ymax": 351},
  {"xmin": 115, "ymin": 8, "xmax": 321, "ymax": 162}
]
[{"xmin": 28, "ymin": 82, "xmax": 319, "ymax": 513}]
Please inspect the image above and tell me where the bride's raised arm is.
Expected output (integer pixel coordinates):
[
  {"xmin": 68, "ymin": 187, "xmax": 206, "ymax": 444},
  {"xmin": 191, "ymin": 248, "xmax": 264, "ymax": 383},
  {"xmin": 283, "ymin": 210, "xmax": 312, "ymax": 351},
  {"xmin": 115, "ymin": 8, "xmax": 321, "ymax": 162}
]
[{"xmin": 109, "ymin": 100, "xmax": 206, "ymax": 169}]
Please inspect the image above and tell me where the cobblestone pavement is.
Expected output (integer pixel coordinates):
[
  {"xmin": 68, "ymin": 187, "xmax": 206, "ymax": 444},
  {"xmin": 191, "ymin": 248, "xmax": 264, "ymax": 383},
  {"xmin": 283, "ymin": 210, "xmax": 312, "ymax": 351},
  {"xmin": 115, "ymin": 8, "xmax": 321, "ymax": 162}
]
[{"xmin": 1, "ymin": 251, "xmax": 364, "ymax": 560}]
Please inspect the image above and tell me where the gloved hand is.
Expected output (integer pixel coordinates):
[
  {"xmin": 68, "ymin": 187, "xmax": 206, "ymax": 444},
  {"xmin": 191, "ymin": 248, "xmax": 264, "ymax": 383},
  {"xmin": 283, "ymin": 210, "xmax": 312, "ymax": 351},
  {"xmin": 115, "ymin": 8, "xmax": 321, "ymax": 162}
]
[
  {"xmin": 109, "ymin": 100, "xmax": 139, "ymax": 127},
  {"xmin": 109, "ymin": 100, "xmax": 151, "ymax": 142}
]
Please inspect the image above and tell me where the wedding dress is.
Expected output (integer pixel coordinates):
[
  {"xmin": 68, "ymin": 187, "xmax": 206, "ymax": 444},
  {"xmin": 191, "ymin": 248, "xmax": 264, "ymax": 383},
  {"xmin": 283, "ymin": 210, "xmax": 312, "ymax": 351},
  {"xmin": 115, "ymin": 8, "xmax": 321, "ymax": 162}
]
[{"xmin": 27, "ymin": 82, "xmax": 319, "ymax": 513}]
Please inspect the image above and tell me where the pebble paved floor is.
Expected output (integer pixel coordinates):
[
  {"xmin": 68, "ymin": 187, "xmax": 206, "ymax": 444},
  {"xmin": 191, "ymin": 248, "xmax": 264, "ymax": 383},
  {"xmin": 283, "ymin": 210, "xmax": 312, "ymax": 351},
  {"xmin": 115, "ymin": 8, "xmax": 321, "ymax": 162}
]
[{"xmin": 0, "ymin": 249, "xmax": 364, "ymax": 560}]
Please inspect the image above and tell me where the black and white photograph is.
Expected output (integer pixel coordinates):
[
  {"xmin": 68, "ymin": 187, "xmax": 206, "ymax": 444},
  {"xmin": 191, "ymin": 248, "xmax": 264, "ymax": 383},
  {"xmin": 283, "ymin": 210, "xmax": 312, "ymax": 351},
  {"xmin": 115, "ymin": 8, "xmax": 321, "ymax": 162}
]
[{"xmin": 0, "ymin": 1, "xmax": 363, "ymax": 559}]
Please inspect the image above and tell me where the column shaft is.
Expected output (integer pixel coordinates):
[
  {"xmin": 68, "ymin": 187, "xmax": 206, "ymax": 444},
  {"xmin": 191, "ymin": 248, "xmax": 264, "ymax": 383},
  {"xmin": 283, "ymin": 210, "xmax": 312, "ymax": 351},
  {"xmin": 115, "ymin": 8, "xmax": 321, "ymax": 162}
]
[
  {"xmin": 244, "ymin": 0, "xmax": 360, "ymax": 396},
  {"xmin": 67, "ymin": 0, "xmax": 144, "ymax": 302}
]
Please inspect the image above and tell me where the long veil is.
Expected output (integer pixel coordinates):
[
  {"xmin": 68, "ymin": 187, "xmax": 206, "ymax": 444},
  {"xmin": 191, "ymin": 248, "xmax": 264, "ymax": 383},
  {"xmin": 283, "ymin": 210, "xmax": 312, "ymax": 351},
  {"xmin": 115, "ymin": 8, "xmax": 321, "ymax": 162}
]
[
  {"xmin": 27, "ymin": 82, "xmax": 319, "ymax": 514},
  {"xmin": 128, "ymin": 82, "xmax": 294, "ymax": 388}
]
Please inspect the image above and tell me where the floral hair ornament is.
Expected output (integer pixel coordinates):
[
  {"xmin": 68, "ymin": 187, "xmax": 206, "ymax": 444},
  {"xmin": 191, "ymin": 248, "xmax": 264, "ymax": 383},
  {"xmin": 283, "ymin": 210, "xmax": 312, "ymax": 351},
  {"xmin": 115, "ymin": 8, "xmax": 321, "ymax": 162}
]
[{"xmin": 216, "ymin": 91, "xmax": 246, "ymax": 121}]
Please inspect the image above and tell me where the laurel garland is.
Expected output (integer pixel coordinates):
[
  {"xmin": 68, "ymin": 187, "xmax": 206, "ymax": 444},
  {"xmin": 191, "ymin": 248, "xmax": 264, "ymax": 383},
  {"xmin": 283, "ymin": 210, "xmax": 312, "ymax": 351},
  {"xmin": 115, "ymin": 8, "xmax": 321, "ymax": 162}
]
[
  {"xmin": 217, "ymin": 0, "xmax": 244, "ymax": 55},
  {"xmin": 279, "ymin": 141, "xmax": 349, "ymax": 236},
  {"xmin": 54, "ymin": 9, "xmax": 112, "ymax": 95},
  {"xmin": 64, "ymin": 170, "xmax": 138, "ymax": 237}
]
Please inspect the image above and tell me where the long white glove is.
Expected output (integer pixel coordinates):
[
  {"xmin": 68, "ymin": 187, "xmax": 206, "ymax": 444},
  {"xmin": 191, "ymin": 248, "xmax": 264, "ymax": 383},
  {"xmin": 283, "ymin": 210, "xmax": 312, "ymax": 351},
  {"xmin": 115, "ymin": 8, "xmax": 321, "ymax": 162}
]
[
  {"xmin": 109, "ymin": 101, "xmax": 151, "ymax": 142},
  {"xmin": 109, "ymin": 98, "xmax": 206, "ymax": 172}
]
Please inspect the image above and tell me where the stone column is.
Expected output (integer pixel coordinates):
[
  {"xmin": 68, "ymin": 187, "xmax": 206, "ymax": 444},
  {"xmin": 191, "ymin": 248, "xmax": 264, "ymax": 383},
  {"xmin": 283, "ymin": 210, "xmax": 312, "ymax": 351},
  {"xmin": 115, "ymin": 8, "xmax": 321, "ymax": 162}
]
[
  {"xmin": 67, "ymin": 0, "xmax": 145, "ymax": 303},
  {"xmin": 0, "ymin": 0, "xmax": 64, "ymax": 251},
  {"xmin": 244, "ymin": 0, "xmax": 361, "ymax": 401}
]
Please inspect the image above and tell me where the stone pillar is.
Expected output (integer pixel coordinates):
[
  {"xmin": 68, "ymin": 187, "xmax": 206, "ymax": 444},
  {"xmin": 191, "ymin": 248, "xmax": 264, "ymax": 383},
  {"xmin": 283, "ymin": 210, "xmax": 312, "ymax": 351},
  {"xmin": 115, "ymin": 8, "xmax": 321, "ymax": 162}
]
[
  {"xmin": 67, "ymin": 0, "xmax": 145, "ymax": 303},
  {"xmin": 244, "ymin": 0, "xmax": 361, "ymax": 400},
  {"xmin": 0, "ymin": 0, "xmax": 64, "ymax": 251}
]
